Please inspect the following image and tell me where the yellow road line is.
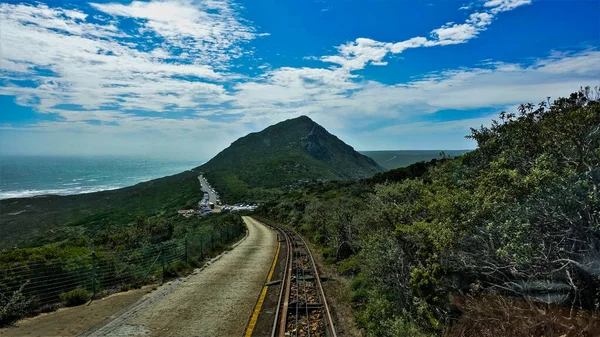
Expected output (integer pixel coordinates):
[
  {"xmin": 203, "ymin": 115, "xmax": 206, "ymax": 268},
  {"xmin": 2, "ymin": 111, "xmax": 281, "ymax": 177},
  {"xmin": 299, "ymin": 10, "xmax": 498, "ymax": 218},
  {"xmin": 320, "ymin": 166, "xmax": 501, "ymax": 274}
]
[{"xmin": 245, "ymin": 239, "xmax": 281, "ymax": 337}]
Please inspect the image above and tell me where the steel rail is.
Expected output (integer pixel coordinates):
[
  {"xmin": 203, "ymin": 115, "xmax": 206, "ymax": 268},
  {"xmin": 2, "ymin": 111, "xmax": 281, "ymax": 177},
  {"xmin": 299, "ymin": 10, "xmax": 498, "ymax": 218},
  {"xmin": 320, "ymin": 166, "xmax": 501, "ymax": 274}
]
[
  {"xmin": 296, "ymin": 231, "xmax": 337, "ymax": 337},
  {"xmin": 273, "ymin": 227, "xmax": 293, "ymax": 337},
  {"xmin": 266, "ymin": 221, "xmax": 336, "ymax": 337}
]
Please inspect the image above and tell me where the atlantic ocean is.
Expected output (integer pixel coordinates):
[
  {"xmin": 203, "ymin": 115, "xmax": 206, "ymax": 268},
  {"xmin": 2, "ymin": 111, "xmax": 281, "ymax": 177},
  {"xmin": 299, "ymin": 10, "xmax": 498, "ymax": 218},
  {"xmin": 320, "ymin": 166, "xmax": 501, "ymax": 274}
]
[{"xmin": 0, "ymin": 155, "xmax": 202, "ymax": 199}]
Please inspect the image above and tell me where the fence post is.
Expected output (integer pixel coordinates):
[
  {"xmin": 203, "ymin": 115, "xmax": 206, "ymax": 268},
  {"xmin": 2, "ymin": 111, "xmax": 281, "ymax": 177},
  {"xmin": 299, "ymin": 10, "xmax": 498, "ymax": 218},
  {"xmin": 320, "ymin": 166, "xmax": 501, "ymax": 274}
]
[
  {"xmin": 211, "ymin": 230, "xmax": 214, "ymax": 251},
  {"xmin": 184, "ymin": 235, "xmax": 188, "ymax": 264},
  {"xmin": 161, "ymin": 245, "xmax": 165, "ymax": 284},
  {"xmin": 200, "ymin": 234, "xmax": 203, "ymax": 260},
  {"xmin": 91, "ymin": 251, "xmax": 97, "ymax": 299}
]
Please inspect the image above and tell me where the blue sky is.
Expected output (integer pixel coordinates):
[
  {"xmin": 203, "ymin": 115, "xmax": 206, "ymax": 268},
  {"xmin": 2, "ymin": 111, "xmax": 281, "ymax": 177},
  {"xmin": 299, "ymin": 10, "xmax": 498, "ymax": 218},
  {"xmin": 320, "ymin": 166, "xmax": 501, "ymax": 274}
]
[{"xmin": 0, "ymin": 0, "xmax": 598, "ymax": 160}]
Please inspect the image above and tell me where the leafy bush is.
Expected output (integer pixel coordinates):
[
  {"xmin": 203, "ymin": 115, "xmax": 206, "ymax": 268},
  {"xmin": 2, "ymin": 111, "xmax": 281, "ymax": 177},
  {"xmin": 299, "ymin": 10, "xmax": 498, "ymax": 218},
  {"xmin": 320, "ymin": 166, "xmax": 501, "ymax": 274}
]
[
  {"xmin": 0, "ymin": 284, "xmax": 34, "ymax": 327},
  {"xmin": 164, "ymin": 260, "xmax": 190, "ymax": 278},
  {"xmin": 258, "ymin": 88, "xmax": 600, "ymax": 336},
  {"xmin": 59, "ymin": 288, "xmax": 91, "ymax": 307},
  {"xmin": 188, "ymin": 257, "xmax": 202, "ymax": 268}
]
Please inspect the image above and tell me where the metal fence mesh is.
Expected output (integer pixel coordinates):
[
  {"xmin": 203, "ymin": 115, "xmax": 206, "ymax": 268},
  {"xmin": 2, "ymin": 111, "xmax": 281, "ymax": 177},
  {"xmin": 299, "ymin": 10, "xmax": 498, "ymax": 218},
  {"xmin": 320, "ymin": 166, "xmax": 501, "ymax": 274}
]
[{"xmin": 0, "ymin": 221, "xmax": 245, "ymax": 309}]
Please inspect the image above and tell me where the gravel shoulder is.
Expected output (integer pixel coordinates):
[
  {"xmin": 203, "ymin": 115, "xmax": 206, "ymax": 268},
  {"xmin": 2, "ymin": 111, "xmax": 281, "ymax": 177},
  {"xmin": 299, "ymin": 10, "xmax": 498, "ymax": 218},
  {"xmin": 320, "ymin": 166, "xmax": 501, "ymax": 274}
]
[{"xmin": 85, "ymin": 216, "xmax": 276, "ymax": 337}]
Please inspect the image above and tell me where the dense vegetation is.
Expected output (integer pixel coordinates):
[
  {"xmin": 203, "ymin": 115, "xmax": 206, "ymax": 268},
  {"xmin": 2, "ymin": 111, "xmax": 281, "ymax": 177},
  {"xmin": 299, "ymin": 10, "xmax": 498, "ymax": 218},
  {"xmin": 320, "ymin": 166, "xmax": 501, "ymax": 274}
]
[
  {"xmin": 0, "ymin": 170, "xmax": 202, "ymax": 249},
  {"xmin": 197, "ymin": 115, "xmax": 384, "ymax": 202},
  {"xmin": 258, "ymin": 88, "xmax": 600, "ymax": 336},
  {"xmin": 0, "ymin": 212, "xmax": 245, "ymax": 326},
  {"xmin": 361, "ymin": 150, "xmax": 470, "ymax": 170}
]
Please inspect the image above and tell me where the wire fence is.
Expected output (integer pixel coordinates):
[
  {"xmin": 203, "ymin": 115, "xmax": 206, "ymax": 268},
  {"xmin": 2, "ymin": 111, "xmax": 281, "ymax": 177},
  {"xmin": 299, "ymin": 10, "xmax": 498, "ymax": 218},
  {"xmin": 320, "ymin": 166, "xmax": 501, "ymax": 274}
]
[{"xmin": 0, "ymin": 221, "xmax": 245, "ymax": 311}]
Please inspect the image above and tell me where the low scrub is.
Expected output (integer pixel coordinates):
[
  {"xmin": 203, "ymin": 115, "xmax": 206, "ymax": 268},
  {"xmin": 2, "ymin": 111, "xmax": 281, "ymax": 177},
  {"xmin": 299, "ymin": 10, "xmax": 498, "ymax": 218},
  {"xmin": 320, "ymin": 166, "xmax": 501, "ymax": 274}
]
[
  {"xmin": 257, "ymin": 89, "xmax": 600, "ymax": 336},
  {"xmin": 60, "ymin": 288, "xmax": 91, "ymax": 307},
  {"xmin": 164, "ymin": 260, "xmax": 190, "ymax": 278},
  {"xmin": 0, "ymin": 284, "xmax": 34, "ymax": 327}
]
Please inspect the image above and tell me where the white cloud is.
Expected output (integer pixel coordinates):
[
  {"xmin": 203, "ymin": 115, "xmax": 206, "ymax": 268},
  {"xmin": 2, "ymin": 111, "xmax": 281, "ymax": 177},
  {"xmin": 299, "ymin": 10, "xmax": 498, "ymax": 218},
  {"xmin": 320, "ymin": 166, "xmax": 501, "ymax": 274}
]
[
  {"xmin": 371, "ymin": 61, "xmax": 388, "ymax": 66},
  {"xmin": 484, "ymin": 0, "xmax": 532, "ymax": 14},
  {"xmin": 0, "ymin": 3, "xmax": 121, "ymax": 39},
  {"xmin": 0, "ymin": 1, "xmax": 252, "ymax": 114},
  {"xmin": 321, "ymin": 38, "xmax": 391, "ymax": 71},
  {"xmin": 321, "ymin": 0, "xmax": 531, "ymax": 71},
  {"xmin": 90, "ymin": 0, "xmax": 257, "ymax": 67},
  {"xmin": 0, "ymin": 0, "xmax": 595, "ymax": 157},
  {"xmin": 431, "ymin": 23, "xmax": 479, "ymax": 44},
  {"xmin": 229, "ymin": 50, "xmax": 600, "ymax": 132}
]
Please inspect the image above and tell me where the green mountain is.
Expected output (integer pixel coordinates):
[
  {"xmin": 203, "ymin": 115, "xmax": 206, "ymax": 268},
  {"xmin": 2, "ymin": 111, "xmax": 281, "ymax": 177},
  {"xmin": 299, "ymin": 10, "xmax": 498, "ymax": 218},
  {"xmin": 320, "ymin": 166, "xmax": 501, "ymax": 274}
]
[
  {"xmin": 197, "ymin": 116, "xmax": 384, "ymax": 202},
  {"xmin": 0, "ymin": 116, "xmax": 382, "ymax": 247}
]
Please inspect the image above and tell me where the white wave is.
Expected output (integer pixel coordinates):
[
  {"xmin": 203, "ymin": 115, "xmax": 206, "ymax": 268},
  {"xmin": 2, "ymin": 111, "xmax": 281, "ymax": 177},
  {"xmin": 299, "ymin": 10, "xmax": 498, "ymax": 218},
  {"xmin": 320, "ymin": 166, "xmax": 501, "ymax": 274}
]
[{"xmin": 0, "ymin": 185, "xmax": 124, "ymax": 200}]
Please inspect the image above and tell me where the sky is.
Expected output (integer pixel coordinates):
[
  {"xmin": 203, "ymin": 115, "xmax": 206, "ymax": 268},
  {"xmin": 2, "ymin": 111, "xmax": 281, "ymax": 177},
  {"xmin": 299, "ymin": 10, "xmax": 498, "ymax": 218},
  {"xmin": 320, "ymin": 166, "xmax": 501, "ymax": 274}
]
[{"xmin": 0, "ymin": 0, "xmax": 598, "ymax": 160}]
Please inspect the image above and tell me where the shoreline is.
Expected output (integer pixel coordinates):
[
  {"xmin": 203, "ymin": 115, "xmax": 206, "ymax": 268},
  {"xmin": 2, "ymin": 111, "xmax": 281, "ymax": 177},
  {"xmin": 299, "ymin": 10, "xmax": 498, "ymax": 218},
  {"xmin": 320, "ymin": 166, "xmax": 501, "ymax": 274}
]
[
  {"xmin": 1, "ymin": 156, "xmax": 204, "ymax": 201},
  {"xmin": 0, "ymin": 185, "xmax": 126, "ymax": 201},
  {"xmin": 0, "ymin": 171, "xmax": 197, "ymax": 201}
]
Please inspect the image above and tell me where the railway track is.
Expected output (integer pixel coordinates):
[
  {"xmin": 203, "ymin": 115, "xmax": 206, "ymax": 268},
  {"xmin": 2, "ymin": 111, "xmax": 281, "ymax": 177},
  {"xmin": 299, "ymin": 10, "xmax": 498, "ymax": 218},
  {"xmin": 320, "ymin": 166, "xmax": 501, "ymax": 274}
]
[{"xmin": 271, "ymin": 226, "xmax": 337, "ymax": 337}]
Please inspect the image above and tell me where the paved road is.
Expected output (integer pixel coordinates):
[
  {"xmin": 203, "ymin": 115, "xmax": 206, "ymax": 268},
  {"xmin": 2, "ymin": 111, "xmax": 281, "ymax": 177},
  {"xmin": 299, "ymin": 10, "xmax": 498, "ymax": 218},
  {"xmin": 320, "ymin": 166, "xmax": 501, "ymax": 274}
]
[
  {"xmin": 198, "ymin": 175, "xmax": 218, "ymax": 204},
  {"xmin": 86, "ymin": 217, "xmax": 277, "ymax": 337}
]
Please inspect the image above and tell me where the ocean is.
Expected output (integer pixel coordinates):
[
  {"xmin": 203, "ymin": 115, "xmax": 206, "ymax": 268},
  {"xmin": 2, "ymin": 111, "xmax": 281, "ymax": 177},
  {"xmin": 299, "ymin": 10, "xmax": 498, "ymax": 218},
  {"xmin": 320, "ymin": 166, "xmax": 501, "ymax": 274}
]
[{"xmin": 0, "ymin": 156, "xmax": 202, "ymax": 200}]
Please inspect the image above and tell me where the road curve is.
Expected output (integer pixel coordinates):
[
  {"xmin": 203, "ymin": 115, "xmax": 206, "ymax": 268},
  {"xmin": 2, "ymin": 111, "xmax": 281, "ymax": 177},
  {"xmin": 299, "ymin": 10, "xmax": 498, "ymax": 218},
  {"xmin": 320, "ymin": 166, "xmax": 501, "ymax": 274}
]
[{"xmin": 86, "ymin": 216, "xmax": 276, "ymax": 337}]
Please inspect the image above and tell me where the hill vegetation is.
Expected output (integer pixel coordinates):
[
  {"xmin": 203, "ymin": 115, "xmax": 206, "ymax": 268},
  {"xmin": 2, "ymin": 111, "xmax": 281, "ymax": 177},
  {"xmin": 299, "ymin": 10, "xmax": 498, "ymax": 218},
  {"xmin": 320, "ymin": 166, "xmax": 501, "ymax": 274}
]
[
  {"xmin": 361, "ymin": 150, "xmax": 470, "ymax": 170},
  {"xmin": 197, "ymin": 115, "xmax": 384, "ymax": 202},
  {"xmin": 0, "ymin": 170, "xmax": 203, "ymax": 249},
  {"xmin": 257, "ymin": 88, "xmax": 600, "ymax": 336}
]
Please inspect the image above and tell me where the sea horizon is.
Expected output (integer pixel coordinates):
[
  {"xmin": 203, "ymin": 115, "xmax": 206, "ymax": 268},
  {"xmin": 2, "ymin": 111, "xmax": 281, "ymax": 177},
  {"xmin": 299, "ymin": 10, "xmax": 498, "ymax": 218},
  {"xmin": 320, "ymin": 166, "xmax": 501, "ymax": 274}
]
[{"xmin": 0, "ymin": 155, "xmax": 204, "ymax": 200}]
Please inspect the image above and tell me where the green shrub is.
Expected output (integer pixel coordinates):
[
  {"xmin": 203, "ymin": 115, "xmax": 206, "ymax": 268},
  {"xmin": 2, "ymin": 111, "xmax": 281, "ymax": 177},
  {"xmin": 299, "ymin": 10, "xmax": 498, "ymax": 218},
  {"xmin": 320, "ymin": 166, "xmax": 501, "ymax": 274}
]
[
  {"xmin": 337, "ymin": 254, "xmax": 360, "ymax": 276},
  {"xmin": 164, "ymin": 260, "xmax": 190, "ymax": 277},
  {"xmin": 118, "ymin": 284, "xmax": 132, "ymax": 292},
  {"xmin": 0, "ymin": 284, "xmax": 35, "ymax": 327},
  {"xmin": 188, "ymin": 257, "xmax": 202, "ymax": 268},
  {"xmin": 59, "ymin": 288, "xmax": 91, "ymax": 307}
]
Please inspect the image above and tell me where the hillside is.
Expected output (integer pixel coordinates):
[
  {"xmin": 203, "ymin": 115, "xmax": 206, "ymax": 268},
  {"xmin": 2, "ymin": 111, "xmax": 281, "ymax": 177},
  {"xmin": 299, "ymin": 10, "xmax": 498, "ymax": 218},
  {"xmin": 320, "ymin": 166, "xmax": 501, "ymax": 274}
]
[
  {"xmin": 197, "ymin": 116, "xmax": 384, "ymax": 202},
  {"xmin": 0, "ymin": 170, "xmax": 202, "ymax": 249},
  {"xmin": 361, "ymin": 150, "xmax": 471, "ymax": 170},
  {"xmin": 257, "ymin": 89, "xmax": 600, "ymax": 336}
]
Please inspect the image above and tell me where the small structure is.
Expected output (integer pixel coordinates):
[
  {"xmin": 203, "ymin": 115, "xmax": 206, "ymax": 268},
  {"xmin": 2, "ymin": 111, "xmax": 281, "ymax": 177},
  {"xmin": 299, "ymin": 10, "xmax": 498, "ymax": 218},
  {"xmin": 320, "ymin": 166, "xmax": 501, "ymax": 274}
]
[{"xmin": 178, "ymin": 209, "xmax": 197, "ymax": 218}]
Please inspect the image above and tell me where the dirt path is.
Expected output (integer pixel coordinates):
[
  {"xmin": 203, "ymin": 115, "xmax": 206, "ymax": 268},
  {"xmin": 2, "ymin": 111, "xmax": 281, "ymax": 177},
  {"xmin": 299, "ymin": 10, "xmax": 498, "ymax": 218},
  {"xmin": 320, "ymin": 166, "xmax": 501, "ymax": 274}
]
[{"xmin": 84, "ymin": 216, "xmax": 276, "ymax": 337}]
